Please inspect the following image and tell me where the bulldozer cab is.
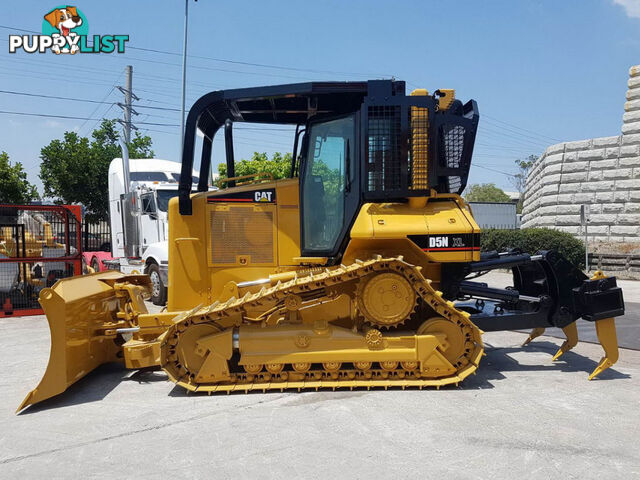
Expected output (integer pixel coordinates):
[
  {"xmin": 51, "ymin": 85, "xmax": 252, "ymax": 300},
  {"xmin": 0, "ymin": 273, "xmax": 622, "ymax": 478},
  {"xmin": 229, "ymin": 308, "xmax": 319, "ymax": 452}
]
[{"xmin": 178, "ymin": 80, "xmax": 479, "ymax": 259}]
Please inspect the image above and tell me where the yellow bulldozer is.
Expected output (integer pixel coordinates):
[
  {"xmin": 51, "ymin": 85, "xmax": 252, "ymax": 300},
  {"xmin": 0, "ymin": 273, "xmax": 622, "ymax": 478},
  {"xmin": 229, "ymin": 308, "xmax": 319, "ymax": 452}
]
[{"xmin": 19, "ymin": 80, "xmax": 625, "ymax": 411}]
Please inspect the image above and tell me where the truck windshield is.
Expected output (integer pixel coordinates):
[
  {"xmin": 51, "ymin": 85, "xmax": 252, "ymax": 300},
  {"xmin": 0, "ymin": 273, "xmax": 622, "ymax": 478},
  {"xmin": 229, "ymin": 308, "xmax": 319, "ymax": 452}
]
[
  {"xmin": 130, "ymin": 172, "xmax": 168, "ymax": 182},
  {"xmin": 171, "ymin": 173, "xmax": 199, "ymax": 184},
  {"xmin": 156, "ymin": 190, "xmax": 178, "ymax": 212}
]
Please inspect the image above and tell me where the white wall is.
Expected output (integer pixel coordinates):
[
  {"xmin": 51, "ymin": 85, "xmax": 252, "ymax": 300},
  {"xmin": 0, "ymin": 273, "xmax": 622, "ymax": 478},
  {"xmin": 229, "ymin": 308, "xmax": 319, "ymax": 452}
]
[{"xmin": 521, "ymin": 65, "xmax": 640, "ymax": 242}]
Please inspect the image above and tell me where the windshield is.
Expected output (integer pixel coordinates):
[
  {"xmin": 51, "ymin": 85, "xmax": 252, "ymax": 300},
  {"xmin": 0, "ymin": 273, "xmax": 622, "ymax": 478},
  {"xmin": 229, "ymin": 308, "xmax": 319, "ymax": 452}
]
[
  {"xmin": 302, "ymin": 114, "xmax": 355, "ymax": 252},
  {"xmin": 130, "ymin": 172, "xmax": 168, "ymax": 182},
  {"xmin": 155, "ymin": 190, "xmax": 178, "ymax": 212},
  {"xmin": 171, "ymin": 173, "xmax": 199, "ymax": 184}
]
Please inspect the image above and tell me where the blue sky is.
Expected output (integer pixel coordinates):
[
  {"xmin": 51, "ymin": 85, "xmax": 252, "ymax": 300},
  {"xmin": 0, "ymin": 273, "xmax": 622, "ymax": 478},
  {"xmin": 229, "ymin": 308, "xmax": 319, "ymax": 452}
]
[{"xmin": 2, "ymin": 0, "xmax": 639, "ymax": 193}]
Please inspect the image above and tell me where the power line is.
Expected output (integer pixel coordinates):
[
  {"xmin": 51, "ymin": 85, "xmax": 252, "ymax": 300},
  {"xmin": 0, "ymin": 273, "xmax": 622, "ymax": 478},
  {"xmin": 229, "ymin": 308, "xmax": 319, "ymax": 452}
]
[
  {"xmin": 0, "ymin": 110, "xmax": 178, "ymax": 126},
  {"xmin": 133, "ymin": 104, "xmax": 181, "ymax": 112},
  {"xmin": 78, "ymin": 69, "xmax": 124, "ymax": 135},
  {"xmin": 0, "ymin": 89, "xmax": 116, "ymax": 105},
  {"xmin": 127, "ymin": 44, "xmax": 393, "ymax": 78},
  {"xmin": 0, "ymin": 90, "xmax": 547, "ymax": 154},
  {"xmin": 472, "ymin": 164, "xmax": 517, "ymax": 177},
  {"xmin": 478, "ymin": 127, "xmax": 548, "ymax": 150},
  {"xmin": 0, "ymin": 66, "xmax": 119, "ymax": 89},
  {"xmin": 140, "ymin": 127, "xmax": 180, "ymax": 136},
  {"xmin": 475, "ymin": 142, "xmax": 541, "ymax": 153},
  {"xmin": 483, "ymin": 117, "xmax": 557, "ymax": 144},
  {"xmin": 483, "ymin": 114, "xmax": 562, "ymax": 143},
  {"xmin": 0, "ymin": 24, "xmax": 392, "ymax": 80},
  {"xmin": 0, "ymin": 24, "xmax": 560, "ymax": 158},
  {"xmin": 78, "ymin": 87, "xmax": 117, "ymax": 135}
]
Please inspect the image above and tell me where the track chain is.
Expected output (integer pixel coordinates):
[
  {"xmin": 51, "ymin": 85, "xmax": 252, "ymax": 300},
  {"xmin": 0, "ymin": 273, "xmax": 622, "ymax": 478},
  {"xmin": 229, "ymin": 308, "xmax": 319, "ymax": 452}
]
[{"xmin": 161, "ymin": 256, "xmax": 484, "ymax": 393}]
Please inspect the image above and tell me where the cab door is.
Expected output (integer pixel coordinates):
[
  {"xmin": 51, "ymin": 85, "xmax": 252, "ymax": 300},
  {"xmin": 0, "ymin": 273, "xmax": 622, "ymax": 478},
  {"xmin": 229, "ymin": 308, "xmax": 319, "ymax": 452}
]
[{"xmin": 300, "ymin": 113, "xmax": 359, "ymax": 258}]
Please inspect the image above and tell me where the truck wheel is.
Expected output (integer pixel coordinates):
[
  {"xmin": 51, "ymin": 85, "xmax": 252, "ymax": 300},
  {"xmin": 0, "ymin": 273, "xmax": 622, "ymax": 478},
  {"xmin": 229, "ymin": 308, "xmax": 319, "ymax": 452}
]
[
  {"xmin": 91, "ymin": 257, "xmax": 101, "ymax": 273},
  {"xmin": 147, "ymin": 263, "xmax": 167, "ymax": 306}
]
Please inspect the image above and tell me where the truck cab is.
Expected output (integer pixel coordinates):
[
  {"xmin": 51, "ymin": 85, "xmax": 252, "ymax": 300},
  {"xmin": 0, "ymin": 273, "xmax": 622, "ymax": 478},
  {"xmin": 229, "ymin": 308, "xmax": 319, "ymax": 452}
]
[{"xmin": 106, "ymin": 158, "xmax": 212, "ymax": 304}]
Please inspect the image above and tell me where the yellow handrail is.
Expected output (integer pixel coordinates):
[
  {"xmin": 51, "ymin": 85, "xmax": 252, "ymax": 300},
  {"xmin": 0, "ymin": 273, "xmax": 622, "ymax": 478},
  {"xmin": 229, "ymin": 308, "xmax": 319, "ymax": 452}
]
[{"xmin": 217, "ymin": 172, "xmax": 274, "ymax": 187}]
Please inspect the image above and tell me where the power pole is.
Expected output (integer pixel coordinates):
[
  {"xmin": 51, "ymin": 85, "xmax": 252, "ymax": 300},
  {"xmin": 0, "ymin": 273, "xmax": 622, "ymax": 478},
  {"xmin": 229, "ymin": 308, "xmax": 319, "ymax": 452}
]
[
  {"xmin": 117, "ymin": 65, "xmax": 139, "ymax": 195},
  {"xmin": 180, "ymin": 0, "xmax": 191, "ymax": 156},
  {"xmin": 124, "ymin": 65, "xmax": 133, "ymax": 143},
  {"xmin": 117, "ymin": 65, "xmax": 139, "ymax": 144}
]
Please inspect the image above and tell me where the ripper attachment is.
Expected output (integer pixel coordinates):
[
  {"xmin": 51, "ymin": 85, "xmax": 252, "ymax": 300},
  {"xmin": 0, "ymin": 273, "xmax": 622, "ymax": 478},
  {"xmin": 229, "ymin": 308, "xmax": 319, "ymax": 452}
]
[{"xmin": 456, "ymin": 250, "xmax": 624, "ymax": 379}]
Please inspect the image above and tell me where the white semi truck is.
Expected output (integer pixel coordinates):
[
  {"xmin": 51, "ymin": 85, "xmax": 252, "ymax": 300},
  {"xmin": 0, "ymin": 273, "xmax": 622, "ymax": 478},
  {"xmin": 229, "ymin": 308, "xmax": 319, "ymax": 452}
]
[{"xmin": 104, "ymin": 157, "xmax": 208, "ymax": 305}]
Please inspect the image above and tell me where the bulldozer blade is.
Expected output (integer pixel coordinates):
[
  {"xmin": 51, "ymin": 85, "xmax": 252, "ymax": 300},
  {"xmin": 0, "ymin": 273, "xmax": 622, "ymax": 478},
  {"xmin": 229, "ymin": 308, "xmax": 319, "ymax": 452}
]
[
  {"xmin": 588, "ymin": 317, "xmax": 619, "ymax": 380},
  {"xmin": 551, "ymin": 321, "xmax": 578, "ymax": 361},
  {"xmin": 17, "ymin": 271, "xmax": 143, "ymax": 412},
  {"xmin": 522, "ymin": 327, "xmax": 545, "ymax": 346}
]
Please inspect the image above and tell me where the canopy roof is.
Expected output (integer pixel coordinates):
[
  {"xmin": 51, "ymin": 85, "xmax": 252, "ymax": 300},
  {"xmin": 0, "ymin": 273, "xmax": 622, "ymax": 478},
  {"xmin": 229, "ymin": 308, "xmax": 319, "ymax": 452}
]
[
  {"xmin": 192, "ymin": 80, "xmax": 405, "ymax": 138},
  {"xmin": 179, "ymin": 79, "xmax": 406, "ymax": 214}
]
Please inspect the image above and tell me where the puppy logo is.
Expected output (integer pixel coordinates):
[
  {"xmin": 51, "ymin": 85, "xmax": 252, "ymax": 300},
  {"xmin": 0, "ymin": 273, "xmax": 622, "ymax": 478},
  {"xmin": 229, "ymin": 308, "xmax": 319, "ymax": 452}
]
[
  {"xmin": 7, "ymin": 5, "xmax": 129, "ymax": 55},
  {"xmin": 43, "ymin": 6, "xmax": 86, "ymax": 54}
]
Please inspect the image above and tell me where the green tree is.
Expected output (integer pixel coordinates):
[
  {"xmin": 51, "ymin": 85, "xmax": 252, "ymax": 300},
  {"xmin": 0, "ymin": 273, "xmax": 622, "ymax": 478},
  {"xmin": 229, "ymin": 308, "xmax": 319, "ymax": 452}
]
[
  {"xmin": 218, "ymin": 151, "xmax": 292, "ymax": 182},
  {"xmin": 511, "ymin": 155, "xmax": 538, "ymax": 213},
  {"xmin": 464, "ymin": 183, "xmax": 511, "ymax": 203},
  {"xmin": 0, "ymin": 151, "xmax": 39, "ymax": 203},
  {"xmin": 40, "ymin": 120, "xmax": 154, "ymax": 220}
]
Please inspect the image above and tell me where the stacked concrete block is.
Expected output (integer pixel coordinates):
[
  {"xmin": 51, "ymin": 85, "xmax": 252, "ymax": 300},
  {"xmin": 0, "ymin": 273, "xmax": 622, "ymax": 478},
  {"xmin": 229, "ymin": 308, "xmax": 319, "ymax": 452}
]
[{"xmin": 521, "ymin": 65, "xmax": 640, "ymax": 242}]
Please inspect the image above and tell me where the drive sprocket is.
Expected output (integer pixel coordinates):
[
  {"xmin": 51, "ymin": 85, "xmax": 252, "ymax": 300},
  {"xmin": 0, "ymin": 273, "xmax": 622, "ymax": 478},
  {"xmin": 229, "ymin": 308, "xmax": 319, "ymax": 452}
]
[{"xmin": 356, "ymin": 272, "xmax": 416, "ymax": 328}]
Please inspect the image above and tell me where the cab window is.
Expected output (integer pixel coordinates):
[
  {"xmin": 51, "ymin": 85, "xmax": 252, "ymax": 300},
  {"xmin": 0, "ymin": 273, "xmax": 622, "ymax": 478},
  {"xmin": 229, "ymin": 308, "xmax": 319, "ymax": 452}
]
[{"xmin": 141, "ymin": 193, "xmax": 156, "ymax": 214}]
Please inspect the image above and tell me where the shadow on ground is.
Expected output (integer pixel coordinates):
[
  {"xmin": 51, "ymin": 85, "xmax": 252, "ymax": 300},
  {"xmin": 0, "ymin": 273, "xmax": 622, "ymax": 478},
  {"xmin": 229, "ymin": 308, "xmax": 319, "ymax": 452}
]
[
  {"xmin": 168, "ymin": 339, "xmax": 630, "ymax": 398},
  {"xmin": 18, "ymin": 365, "xmax": 168, "ymax": 415},
  {"xmin": 18, "ymin": 340, "xmax": 630, "ymax": 413},
  {"xmin": 463, "ymin": 340, "xmax": 630, "ymax": 388}
]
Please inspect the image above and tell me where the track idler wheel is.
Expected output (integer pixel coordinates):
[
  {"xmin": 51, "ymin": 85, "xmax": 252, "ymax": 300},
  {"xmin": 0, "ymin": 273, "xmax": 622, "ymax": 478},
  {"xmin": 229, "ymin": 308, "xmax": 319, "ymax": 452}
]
[
  {"xmin": 418, "ymin": 317, "xmax": 468, "ymax": 366},
  {"xmin": 174, "ymin": 324, "xmax": 221, "ymax": 379}
]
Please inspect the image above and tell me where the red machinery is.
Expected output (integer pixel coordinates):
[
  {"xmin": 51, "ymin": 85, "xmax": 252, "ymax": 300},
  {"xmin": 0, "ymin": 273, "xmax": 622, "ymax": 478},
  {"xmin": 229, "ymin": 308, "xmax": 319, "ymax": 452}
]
[{"xmin": 0, "ymin": 204, "xmax": 83, "ymax": 317}]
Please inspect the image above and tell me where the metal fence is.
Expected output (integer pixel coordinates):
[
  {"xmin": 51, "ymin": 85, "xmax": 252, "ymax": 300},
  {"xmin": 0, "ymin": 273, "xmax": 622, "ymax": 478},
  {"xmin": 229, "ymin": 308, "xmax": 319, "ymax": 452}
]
[
  {"xmin": 588, "ymin": 253, "xmax": 640, "ymax": 274},
  {"xmin": 83, "ymin": 219, "xmax": 111, "ymax": 253},
  {"xmin": 0, "ymin": 205, "xmax": 82, "ymax": 317},
  {"xmin": 468, "ymin": 202, "xmax": 519, "ymax": 230}
]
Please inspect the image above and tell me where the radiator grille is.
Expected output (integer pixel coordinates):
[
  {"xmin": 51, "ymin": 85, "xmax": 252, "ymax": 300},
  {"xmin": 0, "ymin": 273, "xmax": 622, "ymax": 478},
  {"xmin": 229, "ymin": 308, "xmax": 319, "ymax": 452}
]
[{"xmin": 210, "ymin": 207, "xmax": 274, "ymax": 264}]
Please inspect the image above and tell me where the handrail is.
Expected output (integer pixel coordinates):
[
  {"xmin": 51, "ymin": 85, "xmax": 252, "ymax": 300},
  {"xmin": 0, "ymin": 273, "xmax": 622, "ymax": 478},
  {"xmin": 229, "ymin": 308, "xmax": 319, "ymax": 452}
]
[{"xmin": 217, "ymin": 172, "xmax": 274, "ymax": 187}]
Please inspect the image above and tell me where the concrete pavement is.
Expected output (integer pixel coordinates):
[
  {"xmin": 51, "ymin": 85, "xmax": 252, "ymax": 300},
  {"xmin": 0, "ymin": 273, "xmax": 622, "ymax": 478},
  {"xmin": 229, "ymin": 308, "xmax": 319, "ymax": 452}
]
[{"xmin": 0, "ymin": 313, "xmax": 638, "ymax": 479}]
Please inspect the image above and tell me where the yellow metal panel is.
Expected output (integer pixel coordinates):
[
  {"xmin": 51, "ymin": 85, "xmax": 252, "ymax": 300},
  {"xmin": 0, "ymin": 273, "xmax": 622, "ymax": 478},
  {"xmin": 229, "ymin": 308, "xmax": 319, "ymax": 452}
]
[
  {"xmin": 168, "ymin": 192, "xmax": 211, "ymax": 311},
  {"xmin": 349, "ymin": 197, "xmax": 479, "ymax": 263},
  {"xmin": 437, "ymin": 89, "xmax": 456, "ymax": 110},
  {"xmin": 275, "ymin": 179, "xmax": 301, "ymax": 265},
  {"xmin": 18, "ymin": 271, "xmax": 149, "ymax": 411}
]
